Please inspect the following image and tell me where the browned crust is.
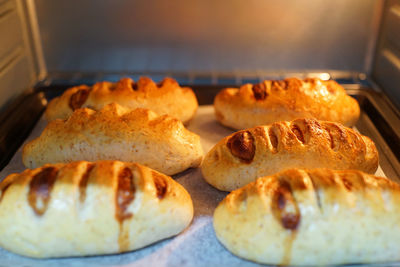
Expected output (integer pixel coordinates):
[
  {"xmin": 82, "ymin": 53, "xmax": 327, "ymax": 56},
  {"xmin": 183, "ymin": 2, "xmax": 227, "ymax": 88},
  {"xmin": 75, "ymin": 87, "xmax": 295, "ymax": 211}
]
[
  {"xmin": 214, "ymin": 168, "xmax": 400, "ymax": 265},
  {"xmin": 202, "ymin": 118, "xmax": 379, "ymax": 191},
  {"xmin": 219, "ymin": 168, "xmax": 400, "ymax": 224},
  {"xmin": 0, "ymin": 160, "xmax": 188, "ymax": 219},
  {"xmin": 23, "ymin": 103, "xmax": 203, "ymax": 175},
  {"xmin": 0, "ymin": 160, "xmax": 194, "ymax": 258},
  {"xmin": 214, "ymin": 78, "xmax": 360, "ymax": 129},
  {"xmin": 45, "ymin": 77, "xmax": 198, "ymax": 124}
]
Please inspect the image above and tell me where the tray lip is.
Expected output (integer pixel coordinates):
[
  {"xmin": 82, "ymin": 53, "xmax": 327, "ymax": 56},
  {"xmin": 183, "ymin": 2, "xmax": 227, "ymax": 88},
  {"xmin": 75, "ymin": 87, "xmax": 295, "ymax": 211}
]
[{"xmin": 348, "ymin": 87, "xmax": 400, "ymax": 128}]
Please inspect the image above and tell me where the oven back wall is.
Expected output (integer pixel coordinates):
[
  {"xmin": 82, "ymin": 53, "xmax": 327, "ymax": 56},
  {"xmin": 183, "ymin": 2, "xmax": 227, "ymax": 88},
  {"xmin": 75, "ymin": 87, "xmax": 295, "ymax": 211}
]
[{"xmin": 35, "ymin": 0, "xmax": 380, "ymax": 74}]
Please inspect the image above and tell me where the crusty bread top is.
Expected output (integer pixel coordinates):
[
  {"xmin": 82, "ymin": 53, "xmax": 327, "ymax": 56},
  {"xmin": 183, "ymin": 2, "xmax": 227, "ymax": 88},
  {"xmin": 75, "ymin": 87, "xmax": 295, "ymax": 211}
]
[
  {"xmin": 214, "ymin": 168, "xmax": 400, "ymax": 265},
  {"xmin": 214, "ymin": 78, "xmax": 360, "ymax": 128},
  {"xmin": 45, "ymin": 77, "xmax": 198, "ymax": 123},
  {"xmin": 0, "ymin": 160, "xmax": 192, "ymax": 219},
  {"xmin": 218, "ymin": 118, "xmax": 377, "ymax": 172},
  {"xmin": 0, "ymin": 160, "xmax": 194, "ymax": 258},
  {"xmin": 201, "ymin": 118, "xmax": 379, "ymax": 191},
  {"xmin": 23, "ymin": 103, "xmax": 203, "ymax": 174},
  {"xmin": 45, "ymin": 103, "xmax": 197, "ymax": 139},
  {"xmin": 220, "ymin": 168, "xmax": 400, "ymax": 230}
]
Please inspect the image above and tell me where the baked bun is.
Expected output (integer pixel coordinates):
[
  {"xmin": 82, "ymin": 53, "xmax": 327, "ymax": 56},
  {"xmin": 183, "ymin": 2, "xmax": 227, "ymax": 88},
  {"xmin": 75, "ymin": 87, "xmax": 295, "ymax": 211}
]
[
  {"xmin": 23, "ymin": 103, "xmax": 203, "ymax": 175},
  {"xmin": 202, "ymin": 118, "xmax": 378, "ymax": 191},
  {"xmin": 214, "ymin": 78, "xmax": 360, "ymax": 129},
  {"xmin": 0, "ymin": 160, "xmax": 193, "ymax": 258},
  {"xmin": 45, "ymin": 77, "xmax": 198, "ymax": 124},
  {"xmin": 214, "ymin": 168, "xmax": 400, "ymax": 265}
]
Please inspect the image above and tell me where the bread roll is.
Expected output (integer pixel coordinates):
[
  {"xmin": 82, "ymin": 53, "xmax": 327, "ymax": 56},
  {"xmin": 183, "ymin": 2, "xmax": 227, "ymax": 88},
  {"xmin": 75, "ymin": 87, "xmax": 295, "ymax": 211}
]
[
  {"xmin": 202, "ymin": 118, "xmax": 378, "ymax": 191},
  {"xmin": 214, "ymin": 78, "xmax": 360, "ymax": 129},
  {"xmin": 214, "ymin": 168, "xmax": 400, "ymax": 265},
  {"xmin": 45, "ymin": 77, "xmax": 198, "ymax": 124},
  {"xmin": 23, "ymin": 103, "xmax": 203, "ymax": 175},
  {"xmin": 0, "ymin": 161, "xmax": 193, "ymax": 258}
]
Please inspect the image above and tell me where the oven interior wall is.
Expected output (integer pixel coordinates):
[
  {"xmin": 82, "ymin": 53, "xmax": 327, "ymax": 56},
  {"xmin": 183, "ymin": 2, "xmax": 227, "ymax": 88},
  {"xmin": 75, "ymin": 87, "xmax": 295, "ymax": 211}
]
[
  {"xmin": 373, "ymin": 0, "xmax": 400, "ymax": 110},
  {"xmin": 0, "ymin": 0, "xmax": 41, "ymax": 111},
  {"xmin": 34, "ymin": 0, "xmax": 380, "ymax": 75}
]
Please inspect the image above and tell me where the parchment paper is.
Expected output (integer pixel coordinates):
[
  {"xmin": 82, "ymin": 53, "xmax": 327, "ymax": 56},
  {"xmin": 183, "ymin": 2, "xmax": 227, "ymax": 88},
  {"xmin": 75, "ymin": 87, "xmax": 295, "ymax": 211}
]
[{"xmin": 0, "ymin": 106, "xmax": 387, "ymax": 267}]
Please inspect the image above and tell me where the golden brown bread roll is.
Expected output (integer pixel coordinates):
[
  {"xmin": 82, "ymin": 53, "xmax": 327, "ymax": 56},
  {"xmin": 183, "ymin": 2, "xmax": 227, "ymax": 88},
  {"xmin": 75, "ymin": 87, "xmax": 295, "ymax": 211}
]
[
  {"xmin": 214, "ymin": 78, "xmax": 360, "ymax": 129},
  {"xmin": 23, "ymin": 103, "xmax": 203, "ymax": 175},
  {"xmin": 45, "ymin": 77, "xmax": 198, "ymax": 124},
  {"xmin": 0, "ymin": 160, "xmax": 193, "ymax": 258},
  {"xmin": 202, "ymin": 118, "xmax": 378, "ymax": 191},
  {"xmin": 214, "ymin": 168, "xmax": 400, "ymax": 265}
]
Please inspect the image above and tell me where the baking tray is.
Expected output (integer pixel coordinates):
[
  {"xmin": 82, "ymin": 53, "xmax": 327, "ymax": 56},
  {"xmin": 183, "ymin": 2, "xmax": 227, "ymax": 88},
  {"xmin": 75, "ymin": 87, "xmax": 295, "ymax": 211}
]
[{"xmin": 0, "ymin": 83, "xmax": 399, "ymax": 266}]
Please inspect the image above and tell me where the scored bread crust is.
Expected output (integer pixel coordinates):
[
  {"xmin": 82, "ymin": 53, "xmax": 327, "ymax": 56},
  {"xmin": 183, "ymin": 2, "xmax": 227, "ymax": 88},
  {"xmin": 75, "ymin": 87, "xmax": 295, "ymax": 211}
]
[
  {"xmin": 214, "ymin": 168, "xmax": 400, "ymax": 265},
  {"xmin": 45, "ymin": 77, "xmax": 198, "ymax": 124},
  {"xmin": 23, "ymin": 103, "xmax": 203, "ymax": 175},
  {"xmin": 214, "ymin": 78, "xmax": 360, "ymax": 129},
  {"xmin": 0, "ymin": 160, "xmax": 193, "ymax": 258},
  {"xmin": 201, "ymin": 118, "xmax": 378, "ymax": 191}
]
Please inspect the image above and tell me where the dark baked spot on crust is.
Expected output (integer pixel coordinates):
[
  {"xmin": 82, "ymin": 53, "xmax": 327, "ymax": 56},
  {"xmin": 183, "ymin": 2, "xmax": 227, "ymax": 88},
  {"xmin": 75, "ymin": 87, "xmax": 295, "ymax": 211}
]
[
  {"xmin": 271, "ymin": 178, "xmax": 301, "ymax": 230},
  {"xmin": 152, "ymin": 171, "xmax": 168, "ymax": 199},
  {"xmin": 277, "ymin": 190, "xmax": 286, "ymax": 209},
  {"xmin": 79, "ymin": 163, "xmax": 95, "ymax": 203},
  {"xmin": 304, "ymin": 77, "xmax": 316, "ymax": 83},
  {"xmin": 323, "ymin": 123, "xmax": 346, "ymax": 151},
  {"xmin": 339, "ymin": 171, "xmax": 367, "ymax": 191},
  {"xmin": 69, "ymin": 88, "xmax": 90, "ymax": 110},
  {"xmin": 131, "ymin": 82, "xmax": 138, "ymax": 91},
  {"xmin": 213, "ymin": 150, "xmax": 220, "ymax": 161},
  {"xmin": 157, "ymin": 80, "xmax": 166, "ymax": 88},
  {"xmin": 281, "ymin": 213, "xmax": 301, "ymax": 230},
  {"xmin": 115, "ymin": 167, "xmax": 135, "ymax": 224},
  {"xmin": 28, "ymin": 167, "xmax": 59, "ymax": 216},
  {"xmin": 252, "ymin": 82, "xmax": 268, "ymax": 100},
  {"xmin": 227, "ymin": 131, "xmax": 256, "ymax": 163},
  {"xmin": 108, "ymin": 84, "xmax": 117, "ymax": 91},
  {"xmin": 292, "ymin": 177, "xmax": 308, "ymax": 190},
  {"xmin": 325, "ymin": 127, "xmax": 335, "ymax": 149},
  {"xmin": 303, "ymin": 118, "xmax": 323, "ymax": 133},
  {"xmin": 272, "ymin": 78, "xmax": 303, "ymax": 91},
  {"xmin": 307, "ymin": 173, "xmax": 323, "ymax": 212},
  {"xmin": 268, "ymin": 128, "xmax": 279, "ymax": 151},
  {"xmin": 291, "ymin": 124, "xmax": 305, "ymax": 144},
  {"xmin": 342, "ymin": 178, "xmax": 353, "ymax": 191}
]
